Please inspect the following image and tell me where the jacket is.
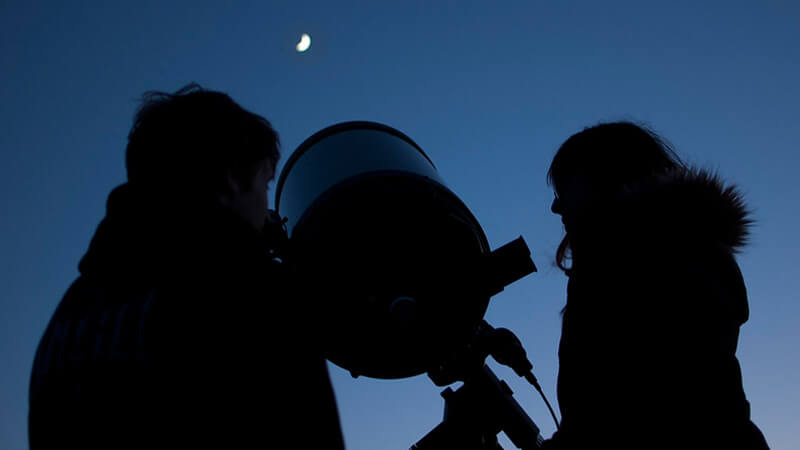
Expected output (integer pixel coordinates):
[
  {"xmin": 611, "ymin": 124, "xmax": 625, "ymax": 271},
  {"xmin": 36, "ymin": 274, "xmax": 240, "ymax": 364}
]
[
  {"xmin": 548, "ymin": 169, "xmax": 769, "ymax": 449},
  {"xmin": 29, "ymin": 183, "xmax": 345, "ymax": 449}
]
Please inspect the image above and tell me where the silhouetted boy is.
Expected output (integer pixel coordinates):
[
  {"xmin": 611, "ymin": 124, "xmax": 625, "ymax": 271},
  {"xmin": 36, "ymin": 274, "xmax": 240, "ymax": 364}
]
[{"xmin": 29, "ymin": 84, "xmax": 344, "ymax": 449}]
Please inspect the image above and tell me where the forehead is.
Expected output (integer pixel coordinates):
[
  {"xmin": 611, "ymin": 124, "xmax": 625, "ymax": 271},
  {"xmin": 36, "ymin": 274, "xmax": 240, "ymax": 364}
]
[{"xmin": 552, "ymin": 166, "xmax": 588, "ymax": 192}]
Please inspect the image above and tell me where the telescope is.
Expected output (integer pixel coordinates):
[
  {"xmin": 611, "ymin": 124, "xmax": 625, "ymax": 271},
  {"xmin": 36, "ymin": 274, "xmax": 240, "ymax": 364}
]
[{"xmin": 275, "ymin": 121, "xmax": 549, "ymax": 449}]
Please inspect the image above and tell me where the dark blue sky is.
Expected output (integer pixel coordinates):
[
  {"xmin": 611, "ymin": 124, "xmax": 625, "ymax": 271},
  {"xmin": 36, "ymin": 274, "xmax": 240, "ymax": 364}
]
[{"xmin": 2, "ymin": 2, "xmax": 798, "ymax": 449}]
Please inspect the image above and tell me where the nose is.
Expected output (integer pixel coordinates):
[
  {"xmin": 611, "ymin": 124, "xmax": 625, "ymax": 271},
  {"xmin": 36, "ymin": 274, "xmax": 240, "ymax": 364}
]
[{"xmin": 551, "ymin": 196, "xmax": 561, "ymax": 215}]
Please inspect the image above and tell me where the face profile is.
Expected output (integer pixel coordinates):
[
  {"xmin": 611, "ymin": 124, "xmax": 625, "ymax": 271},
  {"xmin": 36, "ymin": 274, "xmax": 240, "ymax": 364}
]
[
  {"xmin": 220, "ymin": 157, "xmax": 275, "ymax": 231},
  {"xmin": 549, "ymin": 173, "xmax": 596, "ymax": 233}
]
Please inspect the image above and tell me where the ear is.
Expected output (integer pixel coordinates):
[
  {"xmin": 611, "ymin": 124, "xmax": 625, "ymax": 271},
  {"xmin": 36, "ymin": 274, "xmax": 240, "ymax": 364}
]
[{"xmin": 222, "ymin": 166, "xmax": 242, "ymax": 197}]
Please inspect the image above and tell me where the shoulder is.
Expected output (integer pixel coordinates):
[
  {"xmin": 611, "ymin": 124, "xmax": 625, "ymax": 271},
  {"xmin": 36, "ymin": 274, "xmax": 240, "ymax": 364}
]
[
  {"xmin": 570, "ymin": 169, "xmax": 753, "ymax": 309},
  {"xmin": 619, "ymin": 168, "xmax": 752, "ymax": 254},
  {"xmin": 574, "ymin": 169, "xmax": 752, "ymax": 275}
]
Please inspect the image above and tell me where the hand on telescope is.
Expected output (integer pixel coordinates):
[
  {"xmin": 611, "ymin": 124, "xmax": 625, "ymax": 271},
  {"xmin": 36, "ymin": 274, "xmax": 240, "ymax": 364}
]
[{"xmin": 263, "ymin": 210, "xmax": 288, "ymax": 258}]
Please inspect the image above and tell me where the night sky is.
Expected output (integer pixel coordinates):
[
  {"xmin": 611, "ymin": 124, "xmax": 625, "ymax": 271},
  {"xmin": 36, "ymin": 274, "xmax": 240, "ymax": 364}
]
[{"xmin": 2, "ymin": 2, "xmax": 798, "ymax": 449}]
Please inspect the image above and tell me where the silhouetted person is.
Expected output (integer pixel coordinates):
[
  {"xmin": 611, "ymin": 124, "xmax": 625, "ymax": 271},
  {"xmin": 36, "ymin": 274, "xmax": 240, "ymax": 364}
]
[
  {"xmin": 29, "ymin": 84, "xmax": 345, "ymax": 449},
  {"xmin": 542, "ymin": 122, "xmax": 769, "ymax": 449}
]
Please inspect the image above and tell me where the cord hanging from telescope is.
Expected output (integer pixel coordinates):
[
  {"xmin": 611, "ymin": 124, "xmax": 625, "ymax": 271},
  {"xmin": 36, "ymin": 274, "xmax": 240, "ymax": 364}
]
[
  {"xmin": 484, "ymin": 323, "xmax": 560, "ymax": 430},
  {"xmin": 524, "ymin": 372, "xmax": 560, "ymax": 430}
]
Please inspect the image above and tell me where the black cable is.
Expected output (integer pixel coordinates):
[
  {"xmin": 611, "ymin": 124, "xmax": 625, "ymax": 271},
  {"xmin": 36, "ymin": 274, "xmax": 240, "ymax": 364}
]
[
  {"xmin": 524, "ymin": 372, "xmax": 560, "ymax": 431},
  {"xmin": 483, "ymin": 322, "xmax": 561, "ymax": 431}
]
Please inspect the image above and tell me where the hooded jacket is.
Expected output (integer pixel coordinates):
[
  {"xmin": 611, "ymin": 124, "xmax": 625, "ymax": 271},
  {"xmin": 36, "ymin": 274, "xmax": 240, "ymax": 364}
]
[
  {"xmin": 29, "ymin": 184, "xmax": 344, "ymax": 450},
  {"xmin": 549, "ymin": 169, "xmax": 769, "ymax": 449}
]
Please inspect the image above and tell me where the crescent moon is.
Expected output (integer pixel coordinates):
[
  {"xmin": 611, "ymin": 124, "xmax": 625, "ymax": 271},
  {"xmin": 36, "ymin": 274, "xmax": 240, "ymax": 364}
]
[{"xmin": 296, "ymin": 33, "xmax": 311, "ymax": 52}]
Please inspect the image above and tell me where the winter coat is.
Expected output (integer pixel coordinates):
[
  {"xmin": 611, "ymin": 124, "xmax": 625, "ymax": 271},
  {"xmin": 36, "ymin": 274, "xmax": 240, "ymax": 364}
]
[
  {"xmin": 547, "ymin": 169, "xmax": 769, "ymax": 450},
  {"xmin": 29, "ymin": 184, "xmax": 344, "ymax": 449}
]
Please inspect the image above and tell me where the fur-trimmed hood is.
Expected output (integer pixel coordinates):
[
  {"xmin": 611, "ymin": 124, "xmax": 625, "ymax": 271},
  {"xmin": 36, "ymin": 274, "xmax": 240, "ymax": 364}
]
[
  {"xmin": 620, "ymin": 168, "xmax": 753, "ymax": 253},
  {"xmin": 571, "ymin": 168, "xmax": 753, "ymax": 257}
]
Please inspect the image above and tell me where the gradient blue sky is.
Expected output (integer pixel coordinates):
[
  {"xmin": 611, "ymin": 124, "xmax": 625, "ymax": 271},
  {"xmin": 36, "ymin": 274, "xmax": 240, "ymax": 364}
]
[{"xmin": 2, "ymin": 1, "xmax": 798, "ymax": 449}]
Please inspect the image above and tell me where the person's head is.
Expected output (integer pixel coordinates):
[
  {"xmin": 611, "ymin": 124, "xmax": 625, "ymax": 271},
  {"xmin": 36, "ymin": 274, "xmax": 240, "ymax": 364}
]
[
  {"xmin": 547, "ymin": 121, "xmax": 685, "ymax": 270},
  {"xmin": 125, "ymin": 83, "xmax": 280, "ymax": 230}
]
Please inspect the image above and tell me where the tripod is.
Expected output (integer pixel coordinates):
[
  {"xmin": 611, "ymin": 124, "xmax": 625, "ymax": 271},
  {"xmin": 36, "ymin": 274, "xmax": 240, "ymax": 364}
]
[{"xmin": 411, "ymin": 321, "xmax": 546, "ymax": 450}]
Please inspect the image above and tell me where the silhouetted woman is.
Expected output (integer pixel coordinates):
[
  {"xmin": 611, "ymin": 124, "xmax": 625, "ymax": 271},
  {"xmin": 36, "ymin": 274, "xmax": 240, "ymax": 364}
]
[{"xmin": 544, "ymin": 122, "xmax": 769, "ymax": 449}]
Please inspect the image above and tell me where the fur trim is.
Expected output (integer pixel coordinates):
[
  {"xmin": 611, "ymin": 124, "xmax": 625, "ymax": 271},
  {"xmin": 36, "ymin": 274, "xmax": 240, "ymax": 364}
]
[{"xmin": 621, "ymin": 168, "xmax": 753, "ymax": 253}]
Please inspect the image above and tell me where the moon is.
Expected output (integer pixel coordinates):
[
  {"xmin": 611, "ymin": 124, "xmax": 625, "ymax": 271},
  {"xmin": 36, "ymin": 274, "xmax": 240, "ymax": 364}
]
[{"xmin": 296, "ymin": 33, "xmax": 311, "ymax": 52}]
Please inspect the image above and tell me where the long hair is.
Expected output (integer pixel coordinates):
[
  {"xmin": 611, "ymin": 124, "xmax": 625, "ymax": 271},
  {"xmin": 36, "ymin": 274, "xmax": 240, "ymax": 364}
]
[{"xmin": 547, "ymin": 121, "xmax": 686, "ymax": 272}]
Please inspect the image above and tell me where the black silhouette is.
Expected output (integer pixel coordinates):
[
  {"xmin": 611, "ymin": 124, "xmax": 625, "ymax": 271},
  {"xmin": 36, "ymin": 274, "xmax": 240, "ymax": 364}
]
[
  {"xmin": 275, "ymin": 121, "xmax": 548, "ymax": 450},
  {"xmin": 413, "ymin": 319, "xmax": 546, "ymax": 450},
  {"xmin": 28, "ymin": 84, "xmax": 344, "ymax": 449},
  {"xmin": 543, "ymin": 122, "xmax": 769, "ymax": 449}
]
